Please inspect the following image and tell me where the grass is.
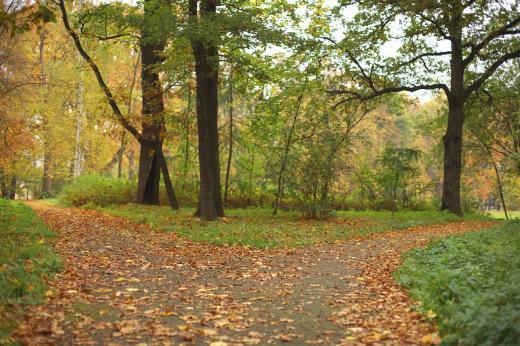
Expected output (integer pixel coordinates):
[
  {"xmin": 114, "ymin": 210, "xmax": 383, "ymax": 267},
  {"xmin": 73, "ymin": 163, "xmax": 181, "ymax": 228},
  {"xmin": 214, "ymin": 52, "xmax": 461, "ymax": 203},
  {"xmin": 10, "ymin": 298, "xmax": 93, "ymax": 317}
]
[
  {"xmin": 485, "ymin": 210, "xmax": 520, "ymax": 220},
  {"xmin": 92, "ymin": 204, "xmax": 491, "ymax": 248},
  {"xmin": 395, "ymin": 220, "xmax": 520, "ymax": 345},
  {"xmin": 0, "ymin": 199, "xmax": 62, "ymax": 345}
]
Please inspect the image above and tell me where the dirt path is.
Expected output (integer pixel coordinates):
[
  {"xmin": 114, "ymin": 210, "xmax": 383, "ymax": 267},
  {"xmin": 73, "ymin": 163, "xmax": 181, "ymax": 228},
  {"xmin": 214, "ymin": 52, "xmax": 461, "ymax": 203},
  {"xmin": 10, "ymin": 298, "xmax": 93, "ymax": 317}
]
[{"xmin": 15, "ymin": 202, "xmax": 494, "ymax": 345}]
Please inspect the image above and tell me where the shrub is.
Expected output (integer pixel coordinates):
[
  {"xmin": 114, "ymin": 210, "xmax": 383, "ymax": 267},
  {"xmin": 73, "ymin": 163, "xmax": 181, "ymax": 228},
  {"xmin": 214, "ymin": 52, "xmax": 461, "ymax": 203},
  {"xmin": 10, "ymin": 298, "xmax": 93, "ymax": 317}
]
[
  {"xmin": 60, "ymin": 175, "xmax": 135, "ymax": 207},
  {"xmin": 395, "ymin": 220, "xmax": 520, "ymax": 345}
]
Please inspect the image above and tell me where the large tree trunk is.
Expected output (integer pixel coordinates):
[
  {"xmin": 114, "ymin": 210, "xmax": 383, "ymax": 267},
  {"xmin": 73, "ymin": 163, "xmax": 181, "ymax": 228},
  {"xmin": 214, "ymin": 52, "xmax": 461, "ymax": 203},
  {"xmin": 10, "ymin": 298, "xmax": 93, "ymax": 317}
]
[
  {"xmin": 441, "ymin": 15, "xmax": 464, "ymax": 216},
  {"xmin": 136, "ymin": 0, "xmax": 178, "ymax": 208},
  {"xmin": 191, "ymin": 0, "xmax": 224, "ymax": 220}
]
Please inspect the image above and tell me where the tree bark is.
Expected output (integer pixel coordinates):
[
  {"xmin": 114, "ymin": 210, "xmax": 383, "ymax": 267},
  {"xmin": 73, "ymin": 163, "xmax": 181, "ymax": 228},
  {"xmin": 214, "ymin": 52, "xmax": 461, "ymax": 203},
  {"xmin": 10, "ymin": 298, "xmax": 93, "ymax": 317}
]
[
  {"xmin": 224, "ymin": 69, "xmax": 233, "ymax": 203},
  {"xmin": 490, "ymin": 154, "xmax": 508, "ymax": 220},
  {"xmin": 117, "ymin": 131, "xmax": 125, "ymax": 178},
  {"xmin": 441, "ymin": 11, "xmax": 464, "ymax": 216},
  {"xmin": 136, "ymin": 0, "xmax": 178, "ymax": 208},
  {"xmin": 182, "ymin": 84, "xmax": 192, "ymax": 190},
  {"xmin": 0, "ymin": 169, "xmax": 8, "ymax": 198},
  {"xmin": 9, "ymin": 175, "xmax": 16, "ymax": 199},
  {"xmin": 190, "ymin": 0, "xmax": 224, "ymax": 220}
]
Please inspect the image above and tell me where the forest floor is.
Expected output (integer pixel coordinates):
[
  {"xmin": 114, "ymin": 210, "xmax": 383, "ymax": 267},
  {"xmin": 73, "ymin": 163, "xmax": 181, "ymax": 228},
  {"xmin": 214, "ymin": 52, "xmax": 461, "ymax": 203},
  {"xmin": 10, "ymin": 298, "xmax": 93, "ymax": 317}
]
[{"xmin": 14, "ymin": 201, "xmax": 495, "ymax": 345}]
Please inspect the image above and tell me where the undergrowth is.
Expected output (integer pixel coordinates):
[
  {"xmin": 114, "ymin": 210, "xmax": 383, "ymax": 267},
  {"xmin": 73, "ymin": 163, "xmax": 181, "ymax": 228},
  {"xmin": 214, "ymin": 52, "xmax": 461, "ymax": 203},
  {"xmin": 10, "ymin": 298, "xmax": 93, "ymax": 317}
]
[{"xmin": 395, "ymin": 220, "xmax": 520, "ymax": 345}]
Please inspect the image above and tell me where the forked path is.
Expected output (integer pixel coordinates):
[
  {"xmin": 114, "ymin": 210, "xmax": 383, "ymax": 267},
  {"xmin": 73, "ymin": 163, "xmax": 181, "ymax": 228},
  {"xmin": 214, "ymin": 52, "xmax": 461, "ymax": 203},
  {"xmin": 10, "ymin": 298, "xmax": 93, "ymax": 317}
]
[{"xmin": 16, "ymin": 202, "xmax": 494, "ymax": 345}]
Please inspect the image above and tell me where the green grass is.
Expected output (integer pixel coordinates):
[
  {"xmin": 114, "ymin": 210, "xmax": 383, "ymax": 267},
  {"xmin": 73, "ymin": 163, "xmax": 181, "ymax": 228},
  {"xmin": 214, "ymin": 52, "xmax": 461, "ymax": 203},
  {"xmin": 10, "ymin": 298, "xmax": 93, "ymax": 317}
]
[
  {"xmin": 485, "ymin": 210, "xmax": 520, "ymax": 220},
  {"xmin": 93, "ymin": 204, "xmax": 491, "ymax": 249},
  {"xmin": 395, "ymin": 220, "xmax": 520, "ymax": 346},
  {"xmin": 0, "ymin": 200, "xmax": 62, "ymax": 345}
]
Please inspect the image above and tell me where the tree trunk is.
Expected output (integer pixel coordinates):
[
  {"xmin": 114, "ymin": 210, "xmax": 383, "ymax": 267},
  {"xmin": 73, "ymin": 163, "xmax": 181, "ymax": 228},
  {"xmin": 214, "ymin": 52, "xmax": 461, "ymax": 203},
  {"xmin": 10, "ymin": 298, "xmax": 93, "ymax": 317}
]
[
  {"xmin": 72, "ymin": 37, "xmax": 84, "ymax": 178},
  {"xmin": 490, "ymin": 154, "xmax": 508, "ymax": 219},
  {"xmin": 128, "ymin": 148, "xmax": 135, "ymax": 180},
  {"xmin": 0, "ymin": 169, "xmax": 8, "ymax": 198},
  {"xmin": 441, "ymin": 16, "xmax": 464, "ymax": 216},
  {"xmin": 136, "ymin": 0, "xmax": 178, "ymax": 208},
  {"xmin": 118, "ymin": 131, "xmax": 125, "ymax": 178},
  {"xmin": 224, "ymin": 69, "xmax": 233, "ymax": 203},
  {"xmin": 182, "ymin": 84, "xmax": 192, "ymax": 190},
  {"xmin": 191, "ymin": 0, "xmax": 224, "ymax": 220},
  {"xmin": 9, "ymin": 175, "xmax": 16, "ymax": 199},
  {"xmin": 273, "ymin": 72, "xmax": 309, "ymax": 215},
  {"xmin": 441, "ymin": 99, "xmax": 464, "ymax": 215}
]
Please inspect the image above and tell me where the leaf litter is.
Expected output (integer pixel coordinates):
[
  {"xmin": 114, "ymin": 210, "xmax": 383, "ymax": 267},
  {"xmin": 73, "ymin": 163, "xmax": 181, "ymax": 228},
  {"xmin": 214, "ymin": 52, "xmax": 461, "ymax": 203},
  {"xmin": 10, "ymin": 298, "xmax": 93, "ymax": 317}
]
[{"xmin": 14, "ymin": 201, "xmax": 494, "ymax": 345}]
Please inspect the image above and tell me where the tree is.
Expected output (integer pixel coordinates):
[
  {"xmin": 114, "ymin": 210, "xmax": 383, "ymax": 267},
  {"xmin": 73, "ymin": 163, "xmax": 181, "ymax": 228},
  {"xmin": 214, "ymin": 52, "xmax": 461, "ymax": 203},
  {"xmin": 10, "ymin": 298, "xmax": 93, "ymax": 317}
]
[
  {"xmin": 189, "ymin": 0, "xmax": 224, "ymax": 220},
  {"xmin": 332, "ymin": 0, "xmax": 520, "ymax": 214},
  {"xmin": 54, "ymin": 0, "xmax": 179, "ymax": 208}
]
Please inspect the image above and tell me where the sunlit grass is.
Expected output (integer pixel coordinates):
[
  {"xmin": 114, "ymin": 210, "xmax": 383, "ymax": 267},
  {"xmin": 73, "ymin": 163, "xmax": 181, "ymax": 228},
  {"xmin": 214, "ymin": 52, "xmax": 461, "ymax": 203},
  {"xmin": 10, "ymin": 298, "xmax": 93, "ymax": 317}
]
[{"xmin": 485, "ymin": 210, "xmax": 520, "ymax": 220}]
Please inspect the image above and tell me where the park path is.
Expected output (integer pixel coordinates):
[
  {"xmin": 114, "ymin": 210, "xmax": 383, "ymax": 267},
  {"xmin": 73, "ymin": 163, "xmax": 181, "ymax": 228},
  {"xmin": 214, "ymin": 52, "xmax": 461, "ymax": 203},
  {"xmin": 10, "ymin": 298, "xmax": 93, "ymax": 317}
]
[{"xmin": 15, "ymin": 201, "xmax": 494, "ymax": 345}]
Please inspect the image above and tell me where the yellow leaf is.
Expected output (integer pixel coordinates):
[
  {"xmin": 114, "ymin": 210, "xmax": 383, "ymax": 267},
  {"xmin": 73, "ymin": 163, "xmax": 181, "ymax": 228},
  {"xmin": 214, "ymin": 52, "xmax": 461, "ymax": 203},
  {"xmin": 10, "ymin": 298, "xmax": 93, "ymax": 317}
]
[
  {"xmin": 44, "ymin": 289, "xmax": 54, "ymax": 297},
  {"xmin": 420, "ymin": 333, "xmax": 440, "ymax": 344},
  {"xmin": 425, "ymin": 309, "xmax": 437, "ymax": 319}
]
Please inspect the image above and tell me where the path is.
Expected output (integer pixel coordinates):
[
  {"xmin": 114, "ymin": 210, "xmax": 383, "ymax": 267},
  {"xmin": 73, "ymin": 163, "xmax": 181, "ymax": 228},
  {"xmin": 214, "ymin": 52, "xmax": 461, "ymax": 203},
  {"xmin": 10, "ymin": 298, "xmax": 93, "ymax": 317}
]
[{"xmin": 15, "ymin": 202, "xmax": 494, "ymax": 345}]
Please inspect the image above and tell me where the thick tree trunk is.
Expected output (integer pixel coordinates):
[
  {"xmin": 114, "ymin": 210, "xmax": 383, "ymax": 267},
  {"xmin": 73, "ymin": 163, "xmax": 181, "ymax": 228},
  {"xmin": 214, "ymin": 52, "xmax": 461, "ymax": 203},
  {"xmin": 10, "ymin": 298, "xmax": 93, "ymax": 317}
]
[
  {"xmin": 136, "ymin": 0, "xmax": 178, "ymax": 208},
  {"xmin": 191, "ymin": 0, "xmax": 224, "ymax": 220},
  {"xmin": 441, "ymin": 17, "xmax": 464, "ymax": 216},
  {"xmin": 441, "ymin": 98, "xmax": 464, "ymax": 215}
]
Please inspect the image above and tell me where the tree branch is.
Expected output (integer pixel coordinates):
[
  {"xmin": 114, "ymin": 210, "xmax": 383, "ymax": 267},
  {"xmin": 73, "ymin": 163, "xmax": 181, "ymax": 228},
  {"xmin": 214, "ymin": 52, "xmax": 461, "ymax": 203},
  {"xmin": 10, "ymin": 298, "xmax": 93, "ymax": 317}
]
[
  {"xmin": 331, "ymin": 83, "xmax": 449, "ymax": 107},
  {"xmin": 463, "ymin": 17, "xmax": 520, "ymax": 67},
  {"xmin": 54, "ymin": 0, "xmax": 143, "ymax": 143},
  {"xmin": 466, "ymin": 48, "xmax": 520, "ymax": 96}
]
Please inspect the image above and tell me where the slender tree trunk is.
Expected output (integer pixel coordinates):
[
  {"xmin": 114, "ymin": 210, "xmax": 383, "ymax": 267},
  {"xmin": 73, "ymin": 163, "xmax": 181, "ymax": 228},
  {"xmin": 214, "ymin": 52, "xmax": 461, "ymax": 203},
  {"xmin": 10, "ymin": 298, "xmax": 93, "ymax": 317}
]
[
  {"xmin": 128, "ymin": 148, "xmax": 135, "ymax": 180},
  {"xmin": 38, "ymin": 27, "xmax": 52, "ymax": 196},
  {"xmin": 273, "ymin": 72, "xmax": 309, "ymax": 215},
  {"xmin": 182, "ymin": 84, "xmax": 192, "ymax": 190},
  {"xmin": 490, "ymin": 154, "xmax": 508, "ymax": 219},
  {"xmin": 0, "ymin": 168, "xmax": 8, "ymax": 198},
  {"xmin": 224, "ymin": 69, "xmax": 233, "ymax": 203},
  {"xmin": 118, "ymin": 131, "xmax": 125, "ymax": 178},
  {"xmin": 190, "ymin": 0, "xmax": 224, "ymax": 220},
  {"xmin": 441, "ymin": 15, "xmax": 464, "ymax": 216},
  {"xmin": 8, "ymin": 176, "xmax": 16, "ymax": 199}
]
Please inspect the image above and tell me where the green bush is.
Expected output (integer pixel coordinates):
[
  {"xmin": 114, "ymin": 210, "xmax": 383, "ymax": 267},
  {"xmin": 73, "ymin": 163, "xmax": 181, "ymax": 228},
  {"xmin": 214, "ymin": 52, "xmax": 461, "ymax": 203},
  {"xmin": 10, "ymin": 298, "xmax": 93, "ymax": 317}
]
[
  {"xmin": 60, "ymin": 175, "xmax": 135, "ymax": 207},
  {"xmin": 0, "ymin": 200, "xmax": 61, "ymax": 343},
  {"xmin": 395, "ymin": 221, "xmax": 520, "ymax": 345}
]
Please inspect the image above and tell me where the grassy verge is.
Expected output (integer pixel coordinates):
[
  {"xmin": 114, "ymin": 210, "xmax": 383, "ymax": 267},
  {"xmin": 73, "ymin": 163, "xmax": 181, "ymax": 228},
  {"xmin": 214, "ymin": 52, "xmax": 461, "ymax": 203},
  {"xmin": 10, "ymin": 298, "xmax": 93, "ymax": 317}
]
[
  {"xmin": 395, "ymin": 220, "xmax": 520, "ymax": 345},
  {"xmin": 0, "ymin": 200, "xmax": 61, "ymax": 344},
  {"xmin": 92, "ymin": 204, "xmax": 490, "ymax": 248},
  {"xmin": 486, "ymin": 210, "xmax": 520, "ymax": 220}
]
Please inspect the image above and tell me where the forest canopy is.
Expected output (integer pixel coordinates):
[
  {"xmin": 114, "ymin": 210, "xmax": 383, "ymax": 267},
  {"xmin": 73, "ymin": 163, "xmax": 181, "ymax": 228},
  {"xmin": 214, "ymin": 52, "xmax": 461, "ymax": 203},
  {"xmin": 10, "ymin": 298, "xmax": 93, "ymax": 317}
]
[{"xmin": 1, "ymin": 0, "xmax": 519, "ymax": 220}]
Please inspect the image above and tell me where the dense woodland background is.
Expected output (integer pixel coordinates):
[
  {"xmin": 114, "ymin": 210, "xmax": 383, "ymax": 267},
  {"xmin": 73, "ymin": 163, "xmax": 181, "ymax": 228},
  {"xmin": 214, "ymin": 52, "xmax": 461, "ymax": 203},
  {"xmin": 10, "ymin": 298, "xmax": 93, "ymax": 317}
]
[{"xmin": 1, "ymin": 0, "xmax": 519, "ymax": 220}]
